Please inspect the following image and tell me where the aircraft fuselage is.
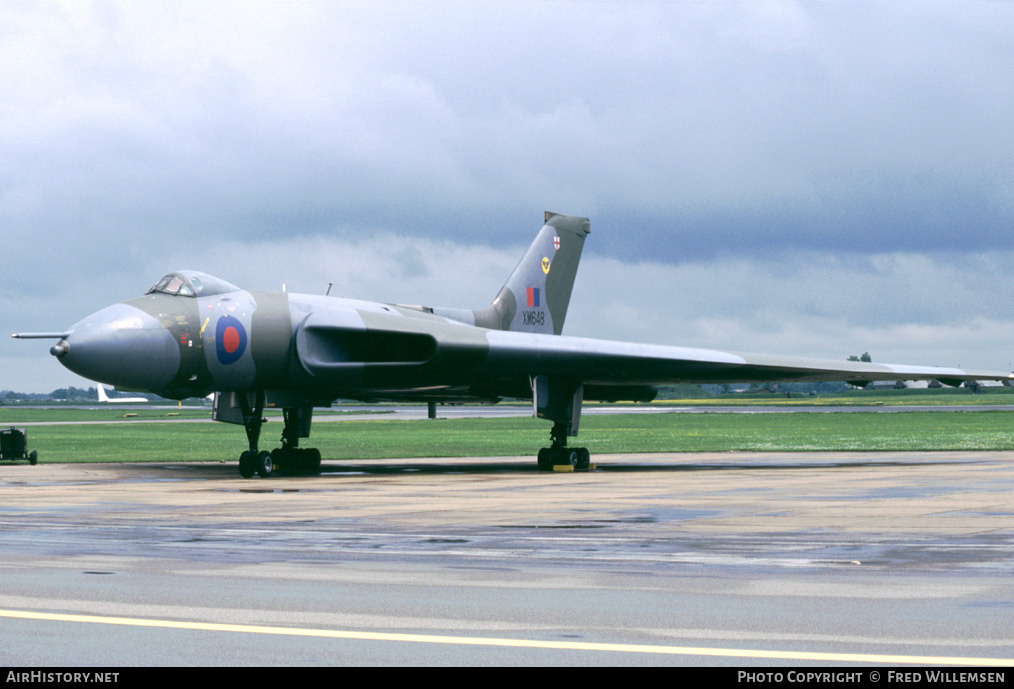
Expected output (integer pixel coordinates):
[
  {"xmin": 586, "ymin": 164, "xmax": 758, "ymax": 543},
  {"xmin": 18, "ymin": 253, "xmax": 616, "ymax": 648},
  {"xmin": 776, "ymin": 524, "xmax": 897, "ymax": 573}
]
[{"xmin": 52, "ymin": 283, "xmax": 545, "ymax": 405}]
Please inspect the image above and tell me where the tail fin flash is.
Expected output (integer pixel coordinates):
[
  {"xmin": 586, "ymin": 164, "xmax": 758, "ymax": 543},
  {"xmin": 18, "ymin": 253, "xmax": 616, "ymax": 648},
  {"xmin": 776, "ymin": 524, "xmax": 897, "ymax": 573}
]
[{"xmin": 474, "ymin": 211, "xmax": 590, "ymax": 335}]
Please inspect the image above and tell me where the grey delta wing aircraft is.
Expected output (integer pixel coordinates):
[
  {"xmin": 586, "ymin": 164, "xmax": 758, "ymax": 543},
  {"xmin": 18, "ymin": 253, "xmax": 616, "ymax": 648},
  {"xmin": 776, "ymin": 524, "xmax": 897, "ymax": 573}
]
[{"xmin": 14, "ymin": 212, "xmax": 1014, "ymax": 477}]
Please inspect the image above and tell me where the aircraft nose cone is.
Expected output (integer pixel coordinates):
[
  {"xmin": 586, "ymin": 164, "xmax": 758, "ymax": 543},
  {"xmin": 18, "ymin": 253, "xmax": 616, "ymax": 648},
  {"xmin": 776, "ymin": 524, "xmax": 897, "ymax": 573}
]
[{"xmin": 58, "ymin": 303, "xmax": 180, "ymax": 390}]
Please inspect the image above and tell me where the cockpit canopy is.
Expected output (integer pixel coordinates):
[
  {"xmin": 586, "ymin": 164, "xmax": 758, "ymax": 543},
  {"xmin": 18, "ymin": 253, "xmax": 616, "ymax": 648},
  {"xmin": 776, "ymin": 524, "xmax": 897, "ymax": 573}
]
[{"xmin": 147, "ymin": 271, "xmax": 240, "ymax": 298}]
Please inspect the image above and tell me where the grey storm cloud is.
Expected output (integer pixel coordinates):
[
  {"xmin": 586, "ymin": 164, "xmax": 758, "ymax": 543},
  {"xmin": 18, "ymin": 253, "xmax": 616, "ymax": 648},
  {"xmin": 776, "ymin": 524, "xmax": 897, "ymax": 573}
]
[
  {"xmin": 6, "ymin": 2, "xmax": 1013, "ymax": 256},
  {"xmin": 2, "ymin": 1, "xmax": 1014, "ymax": 391}
]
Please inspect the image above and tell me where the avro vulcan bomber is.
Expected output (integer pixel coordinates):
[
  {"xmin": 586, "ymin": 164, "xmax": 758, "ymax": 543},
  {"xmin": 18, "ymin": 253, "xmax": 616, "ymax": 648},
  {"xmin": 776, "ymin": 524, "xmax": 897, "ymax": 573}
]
[{"xmin": 15, "ymin": 212, "xmax": 1014, "ymax": 477}]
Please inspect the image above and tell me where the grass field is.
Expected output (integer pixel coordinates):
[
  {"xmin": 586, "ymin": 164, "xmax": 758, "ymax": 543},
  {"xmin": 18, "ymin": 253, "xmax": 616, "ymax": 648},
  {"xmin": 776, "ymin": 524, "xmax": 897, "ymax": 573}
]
[
  {"xmin": 0, "ymin": 407, "xmax": 394, "ymax": 423},
  {"xmin": 657, "ymin": 387, "xmax": 1014, "ymax": 406},
  {"xmin": 5, "ymin": 407, "xmax": 1014, "ymax": 463}
]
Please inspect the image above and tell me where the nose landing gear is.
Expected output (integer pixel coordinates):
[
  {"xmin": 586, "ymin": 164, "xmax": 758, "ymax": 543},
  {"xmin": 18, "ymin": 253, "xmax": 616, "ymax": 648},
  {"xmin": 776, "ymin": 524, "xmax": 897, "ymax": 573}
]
[
  {"xmin": 234, "ymin": 394, "xmax": 321, "ymax": 478},
  {"xmin": 239, "ymin": 450, "xmax": 274, "ymax": 478}
]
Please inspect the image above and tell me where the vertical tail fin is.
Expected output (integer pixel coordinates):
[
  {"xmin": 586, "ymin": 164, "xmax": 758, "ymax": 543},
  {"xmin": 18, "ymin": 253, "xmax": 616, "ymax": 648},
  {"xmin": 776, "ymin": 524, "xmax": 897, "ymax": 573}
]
[
  {"xmin": 474, "ymin": 212, "xmax": 590, "ymax": 335},
  {"xmin": 97, "ymin": 383, "xmax": 109, "ymax": 402}
]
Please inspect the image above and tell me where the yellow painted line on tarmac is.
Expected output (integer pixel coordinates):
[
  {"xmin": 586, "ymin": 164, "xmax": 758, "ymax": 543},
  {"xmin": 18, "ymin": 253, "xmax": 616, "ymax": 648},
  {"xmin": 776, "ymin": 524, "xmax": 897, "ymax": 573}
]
[{"xmin": 1, "ymin": 609, "xmax": 1011, "ymax": 666}]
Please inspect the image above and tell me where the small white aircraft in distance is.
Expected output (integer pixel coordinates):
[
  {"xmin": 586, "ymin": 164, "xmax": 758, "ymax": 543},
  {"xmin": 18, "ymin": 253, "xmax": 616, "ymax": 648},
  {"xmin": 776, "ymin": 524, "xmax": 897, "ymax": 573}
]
[{"xmin": 96, "ymin": 384, "xmax": 149, "ymax": 404}]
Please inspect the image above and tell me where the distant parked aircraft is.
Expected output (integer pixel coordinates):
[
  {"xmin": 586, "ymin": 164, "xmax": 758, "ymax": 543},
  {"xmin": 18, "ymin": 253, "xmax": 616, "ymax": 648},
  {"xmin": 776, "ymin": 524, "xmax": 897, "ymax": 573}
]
[{"xmin": 96, "ymin": 384, "xmax": 148, "ymax": 404}]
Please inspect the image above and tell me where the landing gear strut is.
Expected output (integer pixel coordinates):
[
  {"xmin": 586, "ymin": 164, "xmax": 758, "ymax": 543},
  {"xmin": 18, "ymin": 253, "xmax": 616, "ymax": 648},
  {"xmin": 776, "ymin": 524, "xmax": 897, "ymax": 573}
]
[
  {"xmin": 537, "ymin": 422, "xmax": 590, "ymax": 471},
  {"xmin": 237, "ymin": 391, "xmax": 272, "ymax": 478}
]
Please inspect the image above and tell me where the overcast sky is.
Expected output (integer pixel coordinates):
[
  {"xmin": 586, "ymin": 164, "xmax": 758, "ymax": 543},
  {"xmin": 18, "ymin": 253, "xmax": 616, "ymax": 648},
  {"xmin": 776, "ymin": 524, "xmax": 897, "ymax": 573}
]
[{"xmin": 3, "ymin": 1, "xmax": 1014, "ymax": 393}]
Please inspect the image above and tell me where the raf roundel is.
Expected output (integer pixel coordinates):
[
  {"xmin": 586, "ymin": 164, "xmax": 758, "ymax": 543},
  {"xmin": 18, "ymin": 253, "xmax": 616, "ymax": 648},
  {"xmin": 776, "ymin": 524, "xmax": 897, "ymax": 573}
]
[{"xmin": 215, "ymin": 315, "xmax": 247, "ymax": 365}]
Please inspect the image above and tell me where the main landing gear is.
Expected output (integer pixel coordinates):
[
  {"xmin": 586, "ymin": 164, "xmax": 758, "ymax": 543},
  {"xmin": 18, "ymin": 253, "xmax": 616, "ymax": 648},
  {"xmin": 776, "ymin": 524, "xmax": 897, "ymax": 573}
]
[
  {"xmin": 270, "ymin": 406, "xmax": 321, "ymax": 476},
  {"xmin": 532, "ymin": 377, "xmax": 592, "ymax": 472},
  {"xmin": 237, "ymin": 391, "xmax": 267, "ymax": 478},
  {"xmin": 235, "ymin": 393, "xmax": 321, "ymax": 478},
  {"xmin": 537, "ymin": 422, "xmax": 591, "ymax": 471}
]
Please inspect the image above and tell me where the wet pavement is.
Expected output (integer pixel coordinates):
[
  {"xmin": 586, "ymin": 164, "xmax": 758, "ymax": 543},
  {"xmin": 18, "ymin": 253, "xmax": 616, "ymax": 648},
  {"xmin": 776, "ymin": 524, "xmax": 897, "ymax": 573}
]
[{"xmin": 0, "ymin": 453, "xmax": 1011, "ymax": 666}]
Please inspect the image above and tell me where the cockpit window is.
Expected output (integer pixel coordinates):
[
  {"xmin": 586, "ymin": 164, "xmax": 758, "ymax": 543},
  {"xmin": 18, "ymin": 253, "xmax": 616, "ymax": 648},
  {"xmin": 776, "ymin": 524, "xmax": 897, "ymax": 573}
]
[
  {"xmin": 149, "ymin": 275, "xmax": 172, "ymax": 293},
  {"xmin": 148, "ymin": 274, "xmax": 193, "ymax": 296},
  {"xmin": 147, "ymin": 271, "xmax": 239, "ymax": 298}
]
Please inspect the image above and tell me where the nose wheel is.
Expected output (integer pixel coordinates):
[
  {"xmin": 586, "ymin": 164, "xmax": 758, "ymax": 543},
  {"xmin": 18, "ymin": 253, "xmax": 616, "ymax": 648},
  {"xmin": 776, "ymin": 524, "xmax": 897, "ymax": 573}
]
[{"xmin": 239, "ymin": 450, "xmax": 274, "ymax": 478}]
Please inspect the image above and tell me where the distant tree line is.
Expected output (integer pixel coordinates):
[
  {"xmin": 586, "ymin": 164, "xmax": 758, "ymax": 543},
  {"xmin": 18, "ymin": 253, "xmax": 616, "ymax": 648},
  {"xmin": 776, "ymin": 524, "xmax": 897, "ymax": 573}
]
[
  {"xmin": 655, "ymin": 381, "xmax": 852, "ymax": 398},
  {"xmin": 1, "ymin": 387, "xmax": 97, "ymax": 401}
]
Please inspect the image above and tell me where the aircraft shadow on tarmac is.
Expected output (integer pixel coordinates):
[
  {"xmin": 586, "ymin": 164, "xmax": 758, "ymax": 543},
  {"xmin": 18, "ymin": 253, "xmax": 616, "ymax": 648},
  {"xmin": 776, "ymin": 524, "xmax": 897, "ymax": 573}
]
[{"xmin": 128, "ymin": 456, "xmax": 964, "ymax": 479}]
